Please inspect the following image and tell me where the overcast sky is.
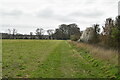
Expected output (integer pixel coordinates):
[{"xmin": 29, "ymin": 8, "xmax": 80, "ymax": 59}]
[{"xmin": 0, "ymin": 0, "xmax": 119, "ymax": 34}]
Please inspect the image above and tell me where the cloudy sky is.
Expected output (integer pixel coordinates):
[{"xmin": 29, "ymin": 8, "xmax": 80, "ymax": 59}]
[{"xmin": 0, "ymin": 0, "xmax": 119, "ymax": 34}]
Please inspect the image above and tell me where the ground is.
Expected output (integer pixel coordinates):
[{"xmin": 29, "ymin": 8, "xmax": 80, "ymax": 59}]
[{"xmin": 2, "ymin": 40, "xmax": 118, "ymax": 78}]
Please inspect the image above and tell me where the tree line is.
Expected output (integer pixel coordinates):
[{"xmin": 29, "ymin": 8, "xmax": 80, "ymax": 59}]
[
  {"xmin": 1, "ymin": 23, "xmax": 81, "ymax": 40},
  {"xmin": 1, "ymin": 15, "xmax": 120, "ymax": 50}
]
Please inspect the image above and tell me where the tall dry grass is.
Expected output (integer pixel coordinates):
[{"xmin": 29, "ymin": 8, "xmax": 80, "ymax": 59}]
[{"xmin": 69, "ymin": 41, "xmax": 118, "ymax": 65}]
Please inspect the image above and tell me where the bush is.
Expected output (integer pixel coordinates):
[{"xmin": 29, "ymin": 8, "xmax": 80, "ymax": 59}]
[{"xmin": 70, "ymin": 35, "xmax": 80, "ymax": 41}]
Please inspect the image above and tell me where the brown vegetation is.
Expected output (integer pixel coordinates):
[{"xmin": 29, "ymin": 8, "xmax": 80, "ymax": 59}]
[
  {"xmin": 69, "ymin": 41, "xmax": 118, "ymax": 65},
  {"xmin": 100, "ymin": 16, "xmax": 120, "ymax": 51}
]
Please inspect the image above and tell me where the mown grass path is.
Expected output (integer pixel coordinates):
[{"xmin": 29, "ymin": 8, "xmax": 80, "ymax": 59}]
[{"xmin": 2, "ymin": 40, "xmax": 117, "ymax": 78}]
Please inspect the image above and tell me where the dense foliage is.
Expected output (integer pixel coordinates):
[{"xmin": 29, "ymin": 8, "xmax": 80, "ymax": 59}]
[
  {"xmin": 100, "ymin": 16, "xmax": 120, "ymax": 50},
  {"xmin": 53, "ymin": 23, "xmax": 80, "ymax": 40}
]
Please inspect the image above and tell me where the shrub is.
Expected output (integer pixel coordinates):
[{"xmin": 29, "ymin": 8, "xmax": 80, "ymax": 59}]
[{"xmin": 70, "ymin": 35, "xmax": 80, "ymax": 41}]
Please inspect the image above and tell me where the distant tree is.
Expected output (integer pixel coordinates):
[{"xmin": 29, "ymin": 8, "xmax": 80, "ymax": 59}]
[
  {"xmin": 47, "ymin": 29, "xmax": 54, "ymax": 39},
  {"xmin": 1, "ymin": 33, "xmax": 9, "ymax": 39},
  {"xmin": 92, "ymin": 24, "xmax": 100, "ymax": 43},
  {"xmin": 54, "ymin": 23, "xmax": 80, "ymax": 40},
  {"xmin": 30, "ymin": 32, "xmax": 33, "ymax": 39},
  {"xmin": 68, "ymin": 24, "xmax": 80, "ymax": 36},
  {"xmin": 59, "ymin": 24, "xmax": 68, "ymax": 39},
  {"xmin": 54, "ymin": 29, "xmax": 63, "ymax": 39},
  {"xmin": 8, "ymin": 29, "xmax": 11, "ymax": 34},
  {"xmin": 8, "ymin": 29, "xmax": 11, "ymax": 39},
  {"xmin": 35, "ymin": 28, "xmax": 44, "ymax": 39},
  {"xmin": 54, "ymin": 24, "xmax": 68, "ymax": 40},
  {"xmin": 93, "ymin": 24, "xmax": 100, "ymax": 34},
  {"xmin": 102, "ymin": 18, "xmax": 114, "ymax": 35},
  {"xmin": 101, "ymin": 18, "xmax": 115, "ymax": 46},
  {"xmin": 12, "ymin": 29, "xmax": 17, "ymax": 39}
]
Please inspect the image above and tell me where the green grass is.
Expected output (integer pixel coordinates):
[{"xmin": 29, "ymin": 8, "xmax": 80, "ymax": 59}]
[
  {"xmin": 2, "ymin": 40, "xmax": 118, "ymax": 78},
  {"xmin": 0, "ymin": 39, "xmax": 2, "ymax": 79}
]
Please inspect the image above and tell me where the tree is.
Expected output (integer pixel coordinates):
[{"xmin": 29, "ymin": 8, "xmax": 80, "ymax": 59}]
[
  {"xmin": 30, "ymin": 32, "xmax": 33, "ymax": 39},
  {"xmin": 47, "ymin": 29, "xmax": 54, "ymax": 39},
  {"xmin": 111, "ymin": 16, "xmax": 120, "ymax": 50},
  {"xmin": 102, "ymin": 18, "xmax": 114, "ymax": 35},
  {"xmin": 54, "ymin": 23, "xmax": 80, "ymax": 40},
  {"xmin": 101, "ymin": 18, "xmax": 115, "ymax": 46},
  {"xmin": 8, "ymin": 29, "xmax": 11, "ymax": 39},
  {"xmin": 68, "ymin": 24, "xmax": 80, "ymax": 36},
  {"xmin": 35, "ymin": 28, "xmax": 44, "ymax": 39},
  {"xmin": 12, "ymin": 29, "xmax": 17, "ymax": 39},
  {"xmin": 8, "ymin": 29, "xmax": 11, "ymax": 34},
  {"xmin": 93, "ymin": 24, "xmax": 100, "ymax": 34},
  {"xmin": 54, "ymin": 24, "xmax": 68, "ymax": 40},
  {"xmin": 92, "ymin": 24, "xmax": 100, "ymax": 43},
  {"xmin": 54, "ymin": 29, "xmax": 63, "ymax": 40},
  {"xmin": 100, "ymin": 16, "xmax": 120, "ymax": 50}
]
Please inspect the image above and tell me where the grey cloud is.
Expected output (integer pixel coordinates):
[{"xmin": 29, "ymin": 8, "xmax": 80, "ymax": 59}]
[
  {"xmin": 36, "ymin": 8, "xmax": 76, "ymax": 22},
  {"xmin": 0, "ymin": 9, "xmax": 23, "ymax": 17},
  {"xmin": 69, "ymin": 9, "xmax": 104, "ymax": 18},
  {"xmin": 37, "ymin": 9, "xmax": 54, "ymax": 18},
  {"xmin": 84, "ymin": 0, "xmax": 97, "ymax": 4},
  {"xmin": 36, "ymin": 8, "xmax": 104, "ymax": 23}
]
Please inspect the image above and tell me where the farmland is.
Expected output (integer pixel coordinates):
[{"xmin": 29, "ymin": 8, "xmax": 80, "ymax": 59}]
[{"xmin": 2, "ymin": 40, "xmax": 118, "ymax": 78}]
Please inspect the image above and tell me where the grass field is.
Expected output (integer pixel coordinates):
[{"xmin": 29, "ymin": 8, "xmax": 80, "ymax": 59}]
[{"xmin": 2, "ymin": 40, "xmax": 118, "ymax": 78}]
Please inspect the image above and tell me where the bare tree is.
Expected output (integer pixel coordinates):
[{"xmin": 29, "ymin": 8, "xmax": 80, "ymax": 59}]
[
  {"xmin": 8, "ymin": 29, "xmax": 11, "ymax": 39},
  {"xmin": 92, "ymin": 24, "xmax": 100, "ymax": 43},
  {"xmin": 102, "ymin": 18, "xmax": 114, "ymax": 35},
  {"xmin": 35, "ymin": 28, "xmax": 44, "ymax": 39},
  {"xmin": 30, "ymin": 32, "xmax": 33, "ymax": 39},
  {"xmin": 47, "ymin": 29, "xmax": 54, "ymax": 39},
  {"xmin": 8, "ymin": 29, "xmax": 11, "ymax": 34},
  {"xmin": 12, "ymin": 29, "xmax": 17, "ymax": 39}
]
